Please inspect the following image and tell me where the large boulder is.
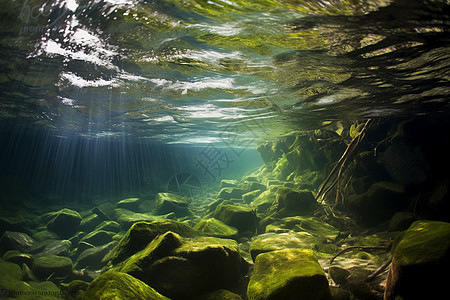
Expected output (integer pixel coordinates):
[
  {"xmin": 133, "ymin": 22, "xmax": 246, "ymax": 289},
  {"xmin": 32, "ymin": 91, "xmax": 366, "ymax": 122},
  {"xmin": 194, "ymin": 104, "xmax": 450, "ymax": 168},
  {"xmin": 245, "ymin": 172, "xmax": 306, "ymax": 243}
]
[
  {"xmin": 155, "ymin": 192, "xmax": 191, "ymax": 217},
  {"xmin": 346, "ymin": 181, "xmax": 406, "ymax": 228},
  {"xmin": 275, "ymin": 187, "xmax": 318, "ymax": 215},
  {"xmin": 46, "ymin": 208, "xmax": 82, "ymax": 239},
  {"xmin": 102, "ymin": 220, "xmax": 197, "ymax": 265},
  {"xmin": 117, "ymin": 231, "xmax": 244, "ymax": 299},
  {"xmin": 385, "ymin": 220, "xmax": 450, "ymax": 300},
  {"xmin": 247, "ymin": 249, "xmax": 330, "ymax": 300},
  {"xmin": 83, "ymin": 270, "xmax": 169, "ymax": 300},
  {"xmin": 212, "ymin": 204, "xmax": 258, "ymax": 235}
]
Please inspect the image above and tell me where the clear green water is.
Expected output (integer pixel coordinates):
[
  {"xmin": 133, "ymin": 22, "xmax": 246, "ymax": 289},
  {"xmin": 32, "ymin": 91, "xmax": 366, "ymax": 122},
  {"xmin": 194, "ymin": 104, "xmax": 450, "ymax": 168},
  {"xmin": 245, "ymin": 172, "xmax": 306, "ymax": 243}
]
[{"xmin": 0, "ymin": 0, "xmax": 449, "ymax": 200}]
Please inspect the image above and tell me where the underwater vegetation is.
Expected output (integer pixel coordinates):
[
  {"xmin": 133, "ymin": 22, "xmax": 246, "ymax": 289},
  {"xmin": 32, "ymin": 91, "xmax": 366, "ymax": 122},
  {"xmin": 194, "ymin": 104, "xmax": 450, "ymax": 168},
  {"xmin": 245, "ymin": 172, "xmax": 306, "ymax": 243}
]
[{"xmin": 1, "ymin": 116, "xmax": 450, "ymax": 299}]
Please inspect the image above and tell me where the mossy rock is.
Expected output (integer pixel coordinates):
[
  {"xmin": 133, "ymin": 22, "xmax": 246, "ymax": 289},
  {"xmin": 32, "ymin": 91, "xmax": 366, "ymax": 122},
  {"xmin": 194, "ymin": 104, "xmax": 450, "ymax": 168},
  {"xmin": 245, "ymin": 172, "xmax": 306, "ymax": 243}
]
[
  {"xmin": 80, "ymin": 230, "xmax": 114, "ymax": 246},
  {"xmin": 265, "ymin": 216, "xmax": 339, "ymax": 240},
  {"xmin": 242, "ymin": 190, "xmax": 262, "ymax": 204},
  {"xmin": 76, "ymin": 241, "xmax": 116, "ymax": 269},
  {"xmin": 118, "ymin": 231, "xmax": 183, "ymax": 277},
  {"xmin": 217, "ymin": 188, "xmax": 246, "ymax": 200},
  {"xmin": 247, "ymin": 249, "xmax": 330, "ymax": 300},
  {"xmin": 35, "ymin": 239, "xmax": 72, "ymax": 257},
  {"xmin": 60, "ymin": 280, "xmax": 89, "ymax": 300},
  {"xmin": 3, "ymin": 250, "xmax": 33, "ymax": 267},
  {"xmin": 31, "ymin": 255, "xmax": 73, "ymax": 280},
  {"xmin": 0, "ymin": 231, "xmax": 35, "ymax": 254},
  {"xmin": 212, "ymin": 204, "xmax": 257, "ymax": 235},
  {"xmin": 194, "ymin": 218, "xmax": 238, "ymax": 239},
  {"xmin": 32, "ymin": 230, "xmax": 59, "ymax": 242},
  {"xmin": 46, "ymin": 209, "xmax": 82, "ymax": 239},
  {"xmin": 103, "ymin": 220, "xmax": 197, "ymax": 265},
  {"xmin": 24, "ymin": 281, "xmax": 64, "ymax": 299},
  {"xmin": 83, "ymin": 270, "xmax": 169, "ymax": 300},
  {"xmin": 94, "ymin": 221, "xmax": 121, "ymax": 233},
  {"xmin": 276, "ymin": 187, "xmax": 318, "ymax": 215},
  {"xmin": 151, "ymin": 236, "xmax": 243, "ymax": 299},
  {"xmin": 0, "ymin": 259, "xmax": 33, "ymax": 295},
  {"xmin": 220, "ymin": 180, "xmax": 239, "ymax": 188},
  {"xmin": 385, "ymin": 220, "xmax": 450, "ymax": 299},
  {"xmin": 251, "ymin": 190, "xmax": 276, "ymax": 214},
  {"xmin": 198, "ymin": 289, "xmax": 243, "ymax": 300},
  {"xmin": 155, "ymin": 192, "xmax": 191, "ymax": 217},
  {"xmin": 117, "ymin": 197, "xmax": 141, "ymax": 211},
  {"xmin": 116, "ymin": 209, "xmax": 160, "ymax": 230},
  {"xmin": 79, "ymin": 214, "xmax": 102, "ymax": 233},
  {"xmin": 249, "ymin": 232, "xmax": 320, "ymax": 261}
]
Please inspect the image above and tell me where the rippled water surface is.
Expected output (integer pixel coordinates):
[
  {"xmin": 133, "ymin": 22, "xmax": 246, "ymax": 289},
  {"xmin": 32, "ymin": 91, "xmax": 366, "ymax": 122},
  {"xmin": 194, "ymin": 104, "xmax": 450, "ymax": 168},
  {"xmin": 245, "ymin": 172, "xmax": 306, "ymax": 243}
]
[{"xmin": 0, "ymin": 0, "xmax": 449, "ymax": 145}]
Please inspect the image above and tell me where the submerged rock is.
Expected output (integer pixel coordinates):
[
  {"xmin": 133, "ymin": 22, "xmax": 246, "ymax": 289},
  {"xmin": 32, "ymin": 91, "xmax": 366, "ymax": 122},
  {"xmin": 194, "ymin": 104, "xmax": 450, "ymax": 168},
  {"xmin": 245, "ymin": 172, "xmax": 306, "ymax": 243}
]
[
  {"xmin": 102, "ymin": 220, "xmax": 197, "ymax": 265},
  {"xmin": 92, "ymin": 203, "xmax": 117, "ymax": 221},
  {"xmin": 0, "ymin": 231, "xmax": 35, "ymax": 254},
  {"xmin": 117, "ymin": 197, "xmax": 142, "ymax": 211},
  {"xmin": 212, "ymin": 204, "xmax": 257, "ymax": 236},
  {"xmin": 116, "ymin": 230, "xmax": 243, "ymax": 299},
  {"xmin": 194, "ymin": 218, "xmax": 238, "ymax": 239},
  {"xmin": 247, "ymin": 249, "xmax": 330, "ymax": 300},
  {"xmin": 76, "ymin": 241, "xmax": 116, "ymax": 269},
  {"xmin": 80, "ymin": 230, "xmax": 114, "ymax": 246},
  {"xmin": 35, "ymin": 239, "xmax": 72, "ymax": 257},
  {"xmin": 79, "ymin": 214, "xmax": 102, "ymax": 233},
  {"xmin": 275, "ymin": 187, "xmax": 318, "ymax": 215},
  {"xmin": 198, "ymin": 289, "xmax": 243, "ymax": 300},
  {"xmin": 2, "ymin": 250, "xmax": 33, "ymax": 267},
  {"xmin": 46, "ymin": 208, "xmax": 82, "ymax": 239},
  {"xmin": 385, "ymin": 220, "xmax": 450, "ymax": 300},
  {"xmin": 155, "ymin": 192, "xmax": 191, "ymax": 217},
  {"xmin": 31, "ymin": 255, "xmax": 73, "ymax": 280},
  {"xmin": 347, "ymin": 181, "xmax": 406, "ymax": 228},
  {"xmin": 249, "ymin": 232, "xmax": 320, "ymax": 261},
  {"xmin": 265, "ymin": 216, "xmax": 339, "ymax": 240},
  {"xmin": 83, "ymin": 270, "xmax": 169, "ymax": 300},
  {"xmin": 217, "ymin": 187, "xmax": 247, "ymax": 200}
]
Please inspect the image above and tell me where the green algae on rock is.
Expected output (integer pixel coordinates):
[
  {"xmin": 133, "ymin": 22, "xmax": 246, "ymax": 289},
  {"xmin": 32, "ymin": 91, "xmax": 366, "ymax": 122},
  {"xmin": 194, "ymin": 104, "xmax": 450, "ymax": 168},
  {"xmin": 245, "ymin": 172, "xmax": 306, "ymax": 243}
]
[
  {"xmin": 385, "ymin": 220, "xmax": 450, "ymax": 300},
  {"xmin": 197, "ymin": 289, "xmax": 243, "ymax": 300},
  {"xmin": 102, "ymin": 220, "xmax": 198, "ymax": 265},
  {"xmin": 247, "ymin": 248, "xmax": 330, "ymax": 300},
  {"xmin": 155, "ymin": 192, "xmax": 191, "ymax": 217},
  {"xmin": 46, "ymin": 209, "xmax": 82, "ymax": 239},
  {"xmin": 211, "ymin": 204, "xmax": 258, "ymax": 236},
  {"xmin": 275, "ymin": 187, "xmax": 318, "ymax": 215},
  {"xmin": 194, "ymin": 218, "xmax": 238, "ymax": 239},
  {"xmin": 31, "ymin": 255, "xmax": 73, "ymax": 280},
  {"xmin": 83, "ymin": 270, "xmax": 170, "ymax": 300}
]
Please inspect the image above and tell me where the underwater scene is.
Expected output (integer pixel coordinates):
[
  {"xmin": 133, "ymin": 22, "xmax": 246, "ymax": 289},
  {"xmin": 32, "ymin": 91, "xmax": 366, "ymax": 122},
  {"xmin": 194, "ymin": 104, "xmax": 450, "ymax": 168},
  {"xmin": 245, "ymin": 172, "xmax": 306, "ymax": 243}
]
[{"xmin": 0, "ymin": 0, "xmax": 449, "ymax": 299}]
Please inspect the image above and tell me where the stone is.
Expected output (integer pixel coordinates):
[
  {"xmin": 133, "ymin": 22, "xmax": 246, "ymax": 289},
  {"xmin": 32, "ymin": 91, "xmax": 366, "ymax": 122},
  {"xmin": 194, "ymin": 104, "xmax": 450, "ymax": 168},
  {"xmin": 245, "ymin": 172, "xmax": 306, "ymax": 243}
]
[
  {"xmin": 60, "ymin": 280, "xmax": 89, "ymax": 299},
  {"xmin": 329, "ymin": 267, "xmax": 351, "ymax": 285},
  {"xmin": 248, "ymin": 181, "xmax": 266, "ymax": 192},
  {"xmin": 388, "ymin": 211, "xmax": 417, "ymax": 232},
  {"xmin": 220, "ymin": 179, "xmax": 238, "ymax": 188},
  {"xmin": 212, "ymin": 204, "xmax": 257, "ymax": 235},
  {"xmin": 32, "ymin": 230, "xmax": 60, "ymax": 242},
  {"xmin": 116, "ymin": 209, "xmax": 159, "ymax": 230},
  {"xmin": 347, "ymin": 181, "xmax": 406, "ymax": 227},
  {"xmin": 102, "ymin": 220, "xmax": 198, "ymax": 265},
  {"xmin": 117, "ymin": 197, "xmax": 141, "ymax": 211},
  {"xmin": 32, "ymin": 255, "xmax": 73, "ymax": 280},
  {"xmin": 385, "ymin": 220, "xmax": 450, "ymax": 300},
  {"xmin": 2, "ymin": 250, "xmax": 33, "ymax": 267},
  {"xmin": 247, "ymin": 249, "xmax": 330, "ymax": 300},
  {"xmin": 76, "ymin": 241, "xmax": 116, "ymax": 269},
  {"xmin": 80, "ymin": 230, "xmax": 114, "ymax": 246},
  {"xmin": 76, "ymin": 241, "xmax": 94, "ymax": 255},
  {"xmin": 0, "ymin": 216, "xmax": 32, "ymax": 237},
  {"xmin": 94, "ymin": 220, "xmax": 121, "ymax": 233},
  {"xmin": 217, "ymin": 188, "xmax": 246, "ymax": 200},
  {"xmin": 265, "ymin": 216, "xmax": 339, "ymax": 240},
  {"xmin": 198, "ymin": 289, "xmax": 243, "ymax": 300},
  {"xmin": 79, "ymin": 214, "xmax": 102, "ymax": 232},
  {"xmin": 275, "ymin": 187, "xmax": 318, "ymax": 214},
  {"xmin": 249, "ymin": 232, "xmax": 320, "ymax": 261},
  {"xmin": 155, "ymin": 192, "xmax": 191, "ymax": 217},
  {"xmin": 194, "ymin": 218, "xmax": 238, "ymax": 239},
  {"xmin": 251, "ymin": 190, "xmax": 276, "ymax": 214},
  {"xmin": 92, "ymin": 203, "xmax": 117, "ymax": 221},
  {"xmin": 35, "ymin": 240, "xmax": 72, "ymax": 257},
  {"xmin": 0, "ymin": 259, "xmax": 31, "ymax": 296},
  {"xmin": 46, "ymin": 208, "xmax": 82, "ymax": 239},
  {"xmin": 83, "ymin": 270, "xmax": 169, "ymax": 300},
  {"xmin": 242, "ymin": 190, "xmax": 262, "ymax": 204},
  {"xmin": 0, "ymin": 231, "xmax": 35, "ymax": 254},
  {"xmin": 148, "ymin": 236, "xmax": 243, "ymax": 299}
]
